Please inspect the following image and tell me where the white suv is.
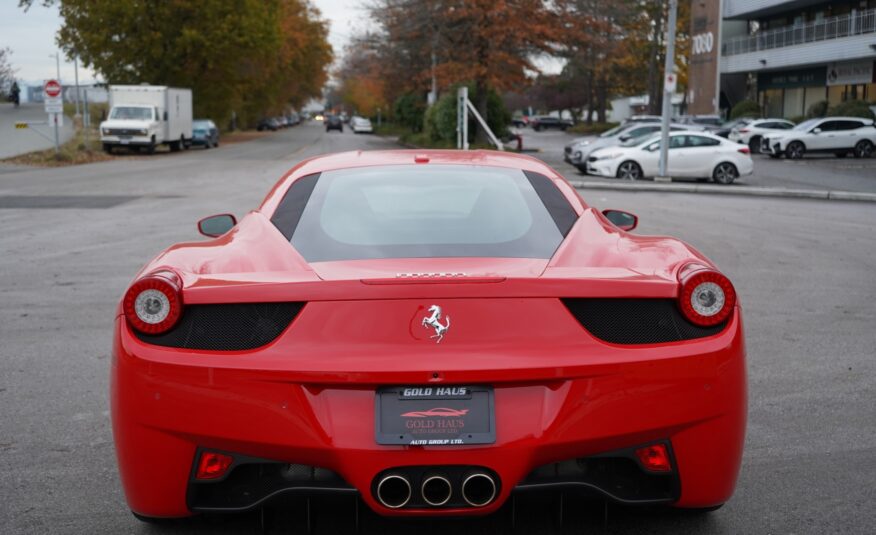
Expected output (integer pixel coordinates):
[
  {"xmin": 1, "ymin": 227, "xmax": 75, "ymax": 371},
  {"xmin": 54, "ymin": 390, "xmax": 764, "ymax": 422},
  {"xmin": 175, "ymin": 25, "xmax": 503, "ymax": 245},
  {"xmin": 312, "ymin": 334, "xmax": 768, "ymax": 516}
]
[
  {"xmin": 728, "ymin": 119, "xmax": 795, "ymax": 153},
  {"xmin": 761, "ymin": 117, "xmax": 876, "ymax": 159}
]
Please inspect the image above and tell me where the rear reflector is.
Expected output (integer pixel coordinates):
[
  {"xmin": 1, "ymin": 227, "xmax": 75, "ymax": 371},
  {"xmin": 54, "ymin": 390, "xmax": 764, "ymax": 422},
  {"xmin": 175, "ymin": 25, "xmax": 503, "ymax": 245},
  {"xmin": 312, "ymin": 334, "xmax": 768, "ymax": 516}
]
[
  {"xmin": 635, "ymin": 444, "xmax": 672, "ymax": 472},
  {"xmin": 196, "ymin": 452, "xmax": 234, "ymax": 480}
]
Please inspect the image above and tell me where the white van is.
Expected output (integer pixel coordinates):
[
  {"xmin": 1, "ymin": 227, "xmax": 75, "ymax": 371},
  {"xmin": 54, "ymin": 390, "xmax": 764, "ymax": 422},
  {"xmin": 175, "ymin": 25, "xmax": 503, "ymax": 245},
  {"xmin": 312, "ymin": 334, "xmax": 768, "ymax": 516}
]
[{"xmin": 100, "ymin": 85, "xmax": 193, "ymax": 154}]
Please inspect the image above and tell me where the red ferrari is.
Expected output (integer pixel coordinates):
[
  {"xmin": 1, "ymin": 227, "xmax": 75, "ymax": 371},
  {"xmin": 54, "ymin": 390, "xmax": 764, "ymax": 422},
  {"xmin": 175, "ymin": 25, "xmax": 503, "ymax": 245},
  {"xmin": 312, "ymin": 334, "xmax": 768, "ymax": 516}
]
[{"xmin": 112, "ymin": 150, "xmax": 746, "ymax": 522}]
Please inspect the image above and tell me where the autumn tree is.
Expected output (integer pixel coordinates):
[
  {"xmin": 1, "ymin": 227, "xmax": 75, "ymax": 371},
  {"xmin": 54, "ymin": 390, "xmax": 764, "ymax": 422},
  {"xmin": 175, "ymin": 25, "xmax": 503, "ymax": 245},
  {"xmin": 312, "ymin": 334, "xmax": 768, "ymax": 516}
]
[
  {"xmin": 21, "ymin": 0, "xmax": 332, "ymax": 128},
  {"xmin": 367, "ymin": 0, "xmax": 563, "ymax": 141}
]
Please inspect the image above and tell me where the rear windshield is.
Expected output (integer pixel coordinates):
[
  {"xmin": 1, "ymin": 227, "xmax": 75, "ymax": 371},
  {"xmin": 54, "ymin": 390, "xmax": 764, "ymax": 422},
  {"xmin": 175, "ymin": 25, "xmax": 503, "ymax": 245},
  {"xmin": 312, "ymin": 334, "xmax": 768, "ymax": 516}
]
[{"xmin": 283, "ymin": 165, "xmax": 570, "ymax": 262}]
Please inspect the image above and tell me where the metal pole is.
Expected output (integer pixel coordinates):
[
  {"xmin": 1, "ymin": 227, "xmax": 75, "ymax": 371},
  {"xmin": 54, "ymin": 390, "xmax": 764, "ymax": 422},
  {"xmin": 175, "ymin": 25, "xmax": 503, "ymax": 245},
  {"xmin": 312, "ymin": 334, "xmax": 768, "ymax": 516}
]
[
  {"xmin": 83, "ymin": 89, "xmax": 89, "ymax": 149},
  {"xmin": 73, "ymin": 54, "xmax": 81, "ymax": 118},
  {"xmin": 53, "ymin": 52, "xmax": 61, "ymax": 156},
  {"xmin": 658, "ymin": 0, "xmax": 679, "ymax": 179}
]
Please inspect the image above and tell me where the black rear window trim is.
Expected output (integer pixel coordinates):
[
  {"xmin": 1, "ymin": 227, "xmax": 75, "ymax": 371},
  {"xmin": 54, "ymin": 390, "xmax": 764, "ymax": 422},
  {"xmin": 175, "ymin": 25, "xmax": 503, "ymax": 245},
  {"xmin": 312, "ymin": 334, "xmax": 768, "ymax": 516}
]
[
  {"xmin": 271, "ymin": 173, "xmax": 321, "ymax": 240},
  {"xmin": 523, "ymin": 170, "xmax": 579, "ymax": 237}
]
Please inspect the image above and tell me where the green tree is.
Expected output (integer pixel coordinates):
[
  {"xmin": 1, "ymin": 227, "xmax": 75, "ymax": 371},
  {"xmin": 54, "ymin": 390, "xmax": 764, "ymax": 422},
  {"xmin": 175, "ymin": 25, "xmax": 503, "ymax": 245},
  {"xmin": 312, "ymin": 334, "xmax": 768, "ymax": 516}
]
[{"xmin": 26, "ymin": 0, "xmax": 331, "ymax": 128}]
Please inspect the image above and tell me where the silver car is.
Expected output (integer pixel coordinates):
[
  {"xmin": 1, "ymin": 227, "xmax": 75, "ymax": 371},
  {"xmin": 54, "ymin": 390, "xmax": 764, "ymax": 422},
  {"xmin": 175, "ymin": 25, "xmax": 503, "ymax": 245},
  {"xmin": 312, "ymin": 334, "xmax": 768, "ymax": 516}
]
[{"xmin": 564, "ymin": 123, "xmax": 690, "ymax": 173}]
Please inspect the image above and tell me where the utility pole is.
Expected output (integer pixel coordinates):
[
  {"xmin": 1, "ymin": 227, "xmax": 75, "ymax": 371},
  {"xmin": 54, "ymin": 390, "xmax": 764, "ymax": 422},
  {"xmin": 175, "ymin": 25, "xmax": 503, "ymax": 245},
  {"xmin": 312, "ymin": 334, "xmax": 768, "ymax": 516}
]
[
  {"xmin": 51, "ymin": 52, "xmax": 61, "ymax": 156},
  {"xmin": 657, "ymin": 0, "xmax": 679, "ymax": 181},
  {"xmin": 73, "ymin": 54, "xmax": 81, "ymax": 119}
]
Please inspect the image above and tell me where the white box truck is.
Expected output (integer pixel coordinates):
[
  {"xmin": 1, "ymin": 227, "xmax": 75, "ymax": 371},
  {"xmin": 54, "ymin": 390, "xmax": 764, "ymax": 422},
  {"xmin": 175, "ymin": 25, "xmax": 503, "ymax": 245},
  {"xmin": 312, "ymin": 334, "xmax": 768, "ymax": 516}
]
[{"xmin": 100, "ymin": 85, "xmax": 193, "ymax": 154}]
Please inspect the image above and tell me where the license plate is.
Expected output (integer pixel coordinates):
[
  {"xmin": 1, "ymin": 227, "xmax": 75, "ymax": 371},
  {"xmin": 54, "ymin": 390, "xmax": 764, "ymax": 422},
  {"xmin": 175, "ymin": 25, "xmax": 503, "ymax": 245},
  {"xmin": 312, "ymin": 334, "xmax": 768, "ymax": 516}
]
[
  {"xmin": 120, "ymin": 139, "xmax": 130, "ymax": 144},
  {"xmin": 375, "ymin": 386, "xmax": 495, "ymax": 446}
]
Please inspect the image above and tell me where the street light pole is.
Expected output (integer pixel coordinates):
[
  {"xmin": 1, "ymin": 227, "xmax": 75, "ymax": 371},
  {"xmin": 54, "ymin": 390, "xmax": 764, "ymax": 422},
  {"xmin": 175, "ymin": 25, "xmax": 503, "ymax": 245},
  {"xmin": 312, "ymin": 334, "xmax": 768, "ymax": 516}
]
[
  {"xmin": 657, "ymin": 0, "xmax": 679, "ymax": 180},
  {"xmin": 50, "ymin": 52, "xmax": 61, "ymax": 156}
]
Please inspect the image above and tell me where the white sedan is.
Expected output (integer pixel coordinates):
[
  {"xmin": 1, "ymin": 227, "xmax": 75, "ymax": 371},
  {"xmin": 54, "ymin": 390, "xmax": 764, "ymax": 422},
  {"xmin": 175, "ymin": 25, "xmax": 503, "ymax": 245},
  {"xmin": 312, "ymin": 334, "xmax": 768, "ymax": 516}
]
[
  {"xmin": 728, "ymin": 118, "xmax": 795, "ymax": 152},
  {"xmin": 351, "ymin": 116, "xmax": 374, "ymax": 134},
  {"xmin": 587, "ymin": 131, "xmax": 754, "ymax": 184}
]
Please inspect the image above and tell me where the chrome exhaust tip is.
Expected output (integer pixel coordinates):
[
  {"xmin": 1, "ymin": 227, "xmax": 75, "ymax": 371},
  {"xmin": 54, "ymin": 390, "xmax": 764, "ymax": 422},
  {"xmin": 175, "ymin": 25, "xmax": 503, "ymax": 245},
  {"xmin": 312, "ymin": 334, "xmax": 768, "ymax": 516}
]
[
  {"xmin": 461, "ymin": 472, "xmax": 497, "ymax": 507},
  {"xmin": 421, "ymin": 474, "xmax": 452, "ymax": 507},
  {"xmin": 376, "ymin": 474, "xmax": 412, "ymax": 509}
]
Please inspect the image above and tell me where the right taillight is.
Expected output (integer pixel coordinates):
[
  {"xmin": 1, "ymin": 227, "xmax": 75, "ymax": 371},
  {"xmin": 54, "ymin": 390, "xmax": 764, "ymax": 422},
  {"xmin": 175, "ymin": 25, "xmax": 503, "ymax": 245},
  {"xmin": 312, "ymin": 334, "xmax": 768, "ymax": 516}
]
[
  {"xmin": 677, "ymin": 264, "xmax": 736, "ymax": 326},
  {"xmin": 123, "ymin": 270, "xmax": 183, "ymax": 334}
]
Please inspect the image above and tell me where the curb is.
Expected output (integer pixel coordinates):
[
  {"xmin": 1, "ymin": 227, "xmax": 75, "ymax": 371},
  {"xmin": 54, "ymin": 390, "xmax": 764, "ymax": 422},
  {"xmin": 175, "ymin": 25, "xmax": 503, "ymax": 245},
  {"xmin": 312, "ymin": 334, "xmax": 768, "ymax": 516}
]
[{"xmin": 568, "ymin": 180, "xmax": 876, "ymax": 203}]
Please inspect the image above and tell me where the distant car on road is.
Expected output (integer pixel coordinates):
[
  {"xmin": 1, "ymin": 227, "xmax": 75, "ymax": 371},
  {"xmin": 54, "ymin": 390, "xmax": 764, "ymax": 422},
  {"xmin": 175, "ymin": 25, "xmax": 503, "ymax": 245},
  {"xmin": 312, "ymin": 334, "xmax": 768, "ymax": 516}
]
[
  {"xmin": 256, "ymin": 118, "xmax": 280, "ymax": 131},
  {"xmin": 511, "ymin": 115, "xmax": 530, "ymax": 128},
  {"xmin": 325, "ymin": 114, "xmax": 343, "ymax": 133},
  {"xmin": 727, "ymin": 118, "xmax": 794, "ymax": 152},
  {"xmin": 564, "ymin": 122, "xmax": 688, "ymax": 173},
  {"xmin": 760, "ymin": 117, "xmax": 876, "ymax": 159},
  {"xmin": 351, "ymin": 116, "xmax": 373, "ymax": 134},
  {"xmin": 587, "ymin": 131, "xmax": 754, "ymax": 184},
  {"xmin": 191, "ymin": 119, "xmax": 219, "ymax": 149},
  {"xmin": 530, "ymin": 116, "xmax": 573, "ymax": 131}
]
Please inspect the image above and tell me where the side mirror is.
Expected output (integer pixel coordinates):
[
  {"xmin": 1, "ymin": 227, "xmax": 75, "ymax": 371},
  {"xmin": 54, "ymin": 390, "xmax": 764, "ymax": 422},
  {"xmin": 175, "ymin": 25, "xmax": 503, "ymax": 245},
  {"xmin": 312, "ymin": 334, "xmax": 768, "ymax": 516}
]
[
  {"xmin": 198, "ymin": 214, "xmax": 237, "ymax": 237},
  {"xmin": 812, "ymin": 127, "xmax": 821, "ymax": 134},
  {"xmin": 602, "ymin": 209, "xmax": 638, "ymax": 231}
]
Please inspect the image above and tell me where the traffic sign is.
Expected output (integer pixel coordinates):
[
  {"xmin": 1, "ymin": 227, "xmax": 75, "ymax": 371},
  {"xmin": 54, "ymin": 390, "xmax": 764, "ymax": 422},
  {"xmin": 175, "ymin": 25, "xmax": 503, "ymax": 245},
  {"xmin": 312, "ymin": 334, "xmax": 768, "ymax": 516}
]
[
  {"xmin": 45, "ymin": 79, "xmax": 62, "ymax": 98},
  {"xmin": 664, "ymin": 73, "xmax": 677, "ymax": 93}
]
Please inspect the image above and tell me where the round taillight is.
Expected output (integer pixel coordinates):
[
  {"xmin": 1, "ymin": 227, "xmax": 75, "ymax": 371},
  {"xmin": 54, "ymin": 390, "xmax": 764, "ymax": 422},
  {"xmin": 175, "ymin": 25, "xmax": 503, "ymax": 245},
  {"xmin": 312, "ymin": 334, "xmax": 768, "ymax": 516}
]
[
  {"xmin": 678, "ymin": 267, "xmax": 736, "ymax": 327},
  {"xmin": 123, "ymin": 271, "xmax": 183, "ymax": 334}
]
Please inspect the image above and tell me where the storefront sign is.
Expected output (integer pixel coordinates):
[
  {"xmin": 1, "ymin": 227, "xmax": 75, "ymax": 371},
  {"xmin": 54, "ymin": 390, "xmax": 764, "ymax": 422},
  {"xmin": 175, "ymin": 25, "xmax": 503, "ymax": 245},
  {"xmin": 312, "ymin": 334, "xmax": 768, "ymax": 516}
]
[
  {"xmin": 827, "ymin": 61, "xmax": 874, "ymax": 86},
  {"xmin": 757, "ymin": 67, "xmax": 827, "ymax": 90}
]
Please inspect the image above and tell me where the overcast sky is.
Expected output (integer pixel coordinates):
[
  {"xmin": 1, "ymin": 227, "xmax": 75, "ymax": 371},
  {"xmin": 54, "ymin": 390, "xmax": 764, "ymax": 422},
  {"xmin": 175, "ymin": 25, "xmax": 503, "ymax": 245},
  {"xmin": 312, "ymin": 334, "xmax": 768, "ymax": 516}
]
[{"xmin": 0, "ymin": 0, "xmax": 366, "ymax": 85}]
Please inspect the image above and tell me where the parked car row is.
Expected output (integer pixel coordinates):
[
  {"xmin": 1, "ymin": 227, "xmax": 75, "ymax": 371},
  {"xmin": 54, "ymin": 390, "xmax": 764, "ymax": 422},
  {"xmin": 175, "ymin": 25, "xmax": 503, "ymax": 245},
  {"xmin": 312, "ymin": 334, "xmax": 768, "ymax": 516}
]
[
  {"xmin": 564, "ymin": 122, "xmax": 692, "ymax": 172},
  {"xmin": 257, "ymin": 112, "xmax": 303, "ymax": 131}
]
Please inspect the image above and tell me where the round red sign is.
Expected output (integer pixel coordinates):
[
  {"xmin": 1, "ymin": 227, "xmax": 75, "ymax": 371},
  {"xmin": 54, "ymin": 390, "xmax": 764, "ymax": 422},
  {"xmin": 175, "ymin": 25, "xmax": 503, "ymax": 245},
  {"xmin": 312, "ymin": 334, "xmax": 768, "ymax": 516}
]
[{"xmin": 44, "ymin": 80, "xmax": 62, "ymax": 98}]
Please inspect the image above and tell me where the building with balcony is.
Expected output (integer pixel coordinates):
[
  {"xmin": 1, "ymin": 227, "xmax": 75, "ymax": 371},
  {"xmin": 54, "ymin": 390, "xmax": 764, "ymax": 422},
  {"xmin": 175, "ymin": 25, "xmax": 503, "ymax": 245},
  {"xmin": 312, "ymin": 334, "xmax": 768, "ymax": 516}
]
[{"xmin": 719, "ymin": 0, "xmax": 876, "ymax": 118}]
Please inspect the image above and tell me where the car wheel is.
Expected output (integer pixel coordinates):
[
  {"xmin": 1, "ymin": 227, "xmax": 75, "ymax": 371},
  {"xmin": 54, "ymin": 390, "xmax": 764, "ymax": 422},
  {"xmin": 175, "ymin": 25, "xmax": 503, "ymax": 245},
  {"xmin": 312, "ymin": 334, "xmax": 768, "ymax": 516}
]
[
  {"xmin": 103, "ymin": 143, "xmax": 113, "ymax": 155},
  {"xmin": 616, "ymin": 161, "xmax": 643, "ymax": 180},
  {"xmin": 786, "ymin": 141, "xmax": 805, "ymax": 159},
  {"xmin": 854, "ymin": 140, "xmax": 873, "ymax": 158},
  {"xmin": 748, "ymin": 136, "xmax": 761, "ymax": 154},
  {"xmin": 713, "ymin": 162, "xmax": 738, "ymax": 185},
  {"xmin": 768, "ymin": 153, "xmax": 781, "ymax": 159}
]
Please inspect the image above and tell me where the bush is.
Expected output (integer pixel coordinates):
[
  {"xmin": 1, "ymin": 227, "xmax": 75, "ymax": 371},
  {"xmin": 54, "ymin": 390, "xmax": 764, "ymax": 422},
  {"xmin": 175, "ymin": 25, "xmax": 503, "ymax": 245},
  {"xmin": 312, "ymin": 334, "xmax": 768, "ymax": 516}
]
[
  {"xmin": 806, "ymin": 100, "xmax": 828, "ymax": 118},
  {"xmin": 788, "ymin": 115, "xmax": 805, "ymax": 125},
  {"xmin": 828, "ymin": 99, "xmax": 876, "ymax": 120},
  {"xmin": 424, "ymin": 84, "xmax": 510, "ymax": 143},
  {"xmin": 729, "ymin": 100, "xmax": 761, "ymax": 119},
  {"xmin": 393, "ymin": 93, "xmax": 426, "ymax": 132}
]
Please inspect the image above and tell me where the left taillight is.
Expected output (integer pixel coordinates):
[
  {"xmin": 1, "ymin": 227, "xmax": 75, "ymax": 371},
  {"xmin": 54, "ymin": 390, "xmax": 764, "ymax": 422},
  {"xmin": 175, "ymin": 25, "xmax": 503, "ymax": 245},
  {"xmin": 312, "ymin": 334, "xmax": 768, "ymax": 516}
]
[
  {"xmin": 677, "ymin": 263, "xmax": 736, "ymax": 327},
  {"xmin": 123, "ymin": 270, "xmax": 183, "ymax": 334}
]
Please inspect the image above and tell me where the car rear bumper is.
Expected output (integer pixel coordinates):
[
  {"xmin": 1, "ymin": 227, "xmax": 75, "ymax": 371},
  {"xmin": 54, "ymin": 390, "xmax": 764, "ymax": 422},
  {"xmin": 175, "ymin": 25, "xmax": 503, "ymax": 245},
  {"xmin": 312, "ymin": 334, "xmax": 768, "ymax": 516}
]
[{"xmin": 112, "ymin": 311, "xmax": 746, "ymax": 517}]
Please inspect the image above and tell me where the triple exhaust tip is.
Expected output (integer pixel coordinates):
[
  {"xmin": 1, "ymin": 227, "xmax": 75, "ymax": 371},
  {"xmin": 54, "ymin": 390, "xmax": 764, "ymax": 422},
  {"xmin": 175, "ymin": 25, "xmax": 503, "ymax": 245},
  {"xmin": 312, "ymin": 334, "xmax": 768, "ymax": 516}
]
[{"xmin": 376, "ymin": 472, "xmax": 496, "ymax": 509}]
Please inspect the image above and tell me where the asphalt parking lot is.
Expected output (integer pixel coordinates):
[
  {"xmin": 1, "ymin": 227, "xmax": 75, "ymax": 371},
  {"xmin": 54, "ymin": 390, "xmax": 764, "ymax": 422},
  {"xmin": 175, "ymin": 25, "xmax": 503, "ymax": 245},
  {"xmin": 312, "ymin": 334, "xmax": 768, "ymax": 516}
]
[
  {"xmin": 1, "ymin": 121, "xmax": 874, "ymax": 534},
  {"xmin": 524, "ymin": 128, "xmax": 876, "ymax": 194}
]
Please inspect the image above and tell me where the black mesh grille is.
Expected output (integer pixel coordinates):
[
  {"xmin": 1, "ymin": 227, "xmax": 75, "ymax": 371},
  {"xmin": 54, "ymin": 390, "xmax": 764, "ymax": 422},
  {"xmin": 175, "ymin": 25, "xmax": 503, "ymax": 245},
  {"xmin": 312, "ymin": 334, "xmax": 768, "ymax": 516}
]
[
  {"xmin": 134, "ymin": 303, "xmax": 303, "ymax": 350},
  {"xmin": 562, "ymin": 298, "xmax": 726, "ymax": 344}
]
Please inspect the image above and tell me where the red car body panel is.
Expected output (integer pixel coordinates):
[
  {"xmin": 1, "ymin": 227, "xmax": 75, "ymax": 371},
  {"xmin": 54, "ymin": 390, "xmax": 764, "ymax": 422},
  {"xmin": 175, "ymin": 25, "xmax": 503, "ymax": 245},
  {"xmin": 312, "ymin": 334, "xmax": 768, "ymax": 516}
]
[{"xmin": 111, "ymin": 150, "xmax": 747, "ymax": 518}]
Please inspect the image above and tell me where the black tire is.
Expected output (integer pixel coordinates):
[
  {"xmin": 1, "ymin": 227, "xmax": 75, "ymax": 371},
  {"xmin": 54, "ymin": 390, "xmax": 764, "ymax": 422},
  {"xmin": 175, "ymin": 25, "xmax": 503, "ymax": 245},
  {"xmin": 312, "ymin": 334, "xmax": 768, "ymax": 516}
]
[
  {"xmin": 835, "ymin": 152, "xmax": 847, "ymax": 158},
  {"xmin": 712, "ymin": 162, "xmax": 738, "ymax": 185},
  {"xmin": 616, "ymin": 160, "xmax": 643, "ymax": 180},
  {"xmin": 768, "ymin": 153, "xmax": 781, "ymax": 159},
  {"xmin": 748, "ymin": 136, "xmax": 761, "ymax": 154},
  {"xmin": 203, "ymin": 142, "xmax": 210, "ymax": 150},
  {"xmin": 534, "ymin": 126, "xmax": 542, "ymax": 132},
  {"xmin": 786, "ymin": 141, "xmax": 805, "ymax": 160},
  {"xmin": 575, "ymin": 165, "xmax": 588, "ymax": 175},
  {"xmin": 102, "ymin": 143, "xmax": 113, "ymax": 155},
  {"xmin": 854, "ymin": 140, "xmax": 873, "ymax": 158}
]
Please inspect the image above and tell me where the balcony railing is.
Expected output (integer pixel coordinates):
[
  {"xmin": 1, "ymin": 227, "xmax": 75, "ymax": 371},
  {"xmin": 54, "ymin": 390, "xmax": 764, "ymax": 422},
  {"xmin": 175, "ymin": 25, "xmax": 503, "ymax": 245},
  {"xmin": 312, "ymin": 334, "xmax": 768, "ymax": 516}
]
[{"xmin": 722, "ymin": 8, "xmax": 876, "ymax": 56}]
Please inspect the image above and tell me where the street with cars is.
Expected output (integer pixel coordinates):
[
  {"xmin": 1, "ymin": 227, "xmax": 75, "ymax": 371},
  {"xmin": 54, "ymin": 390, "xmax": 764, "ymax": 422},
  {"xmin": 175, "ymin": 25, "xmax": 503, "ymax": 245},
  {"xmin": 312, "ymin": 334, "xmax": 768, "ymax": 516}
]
[{"xmin": 0, "ymin": 119, "xmax": 874, "ymax": 534}]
